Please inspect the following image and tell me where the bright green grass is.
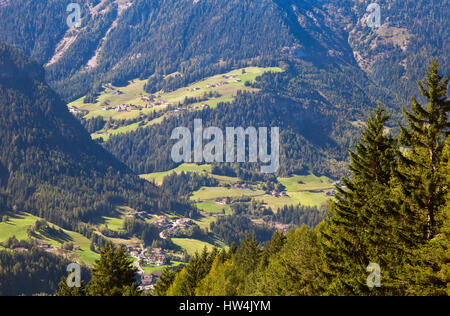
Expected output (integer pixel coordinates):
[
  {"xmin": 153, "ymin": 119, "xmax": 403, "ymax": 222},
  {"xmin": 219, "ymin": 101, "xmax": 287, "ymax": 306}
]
[
  {"xmin": 172, "ymin": 238, "xmax": 217, "ymax": 256},
  {"xmin": 210, "ymin": 174, "xmax": 240, "ymax": 185},
  {"xmin": 0, "ymin": 213, "xmax": 37, "ymax": 241},
  {"xmin": 253, "ymin": 195, "xmax": 297, "ymax": 212},
  {"xmin": 102, "ymin": 216, "xmax": 125, "ymax": 232},
  {"xmin": 190, "ymin": 187, "xmax": 265, "ymax": 201},
  {"xmin": 140, "ymin": 163, "xmax": 211, "ymax": 185},
  {"xmin": 286, "ymin": 191, "xmax": 330, "ymax": 208},
  {"xmin": 195, "ymin": 201, "xmax": 231, "ymax": 214},
  {"xmin": 69, "ymin": 67, "xmax": 283, "ymax": 138},
  {"xmin": 142, "ymin": 261, "xmax": 184, "ymax": 274},
  {"xmin": 193, "ymin": 216, "xmax": 216, "ymax": 231},
  {"xmin": 278, "ymin": 174, "xmax": 335, "ymax": 192},
  {"xmin": 0, "ymin": 212, "xmax": 99, "ymax": 265},
  {"xmin": 99, "ymin": 207, "xmax": 127, "ymax": 232}
]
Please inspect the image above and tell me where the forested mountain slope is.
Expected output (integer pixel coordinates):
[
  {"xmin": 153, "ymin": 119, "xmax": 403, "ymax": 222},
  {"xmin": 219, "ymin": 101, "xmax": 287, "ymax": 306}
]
[
  {"xmin": 0, "ymin": 43, "xmax": 192, "ymax": 230},
  {"xmin": 0, "ymin": 0, "xmax": 447, "ymax": 177},
  {"xmin": 0, "ymin": 0, "xmax": 447, "ymax": 104}
]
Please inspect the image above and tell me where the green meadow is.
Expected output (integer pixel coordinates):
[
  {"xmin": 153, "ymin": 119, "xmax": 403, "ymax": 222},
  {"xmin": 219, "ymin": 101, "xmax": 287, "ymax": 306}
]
[
  {"xmin": 0, "ymin": 212, "xmax": 99, "ymax": 265},
  {"xmin": 68, "ymin": 67, "xmax": 283, "ymax": 140},
  {"xmin": 278, "ymin": 174, "xmax": 335, "ymax": 192},
  {"xmin": 195, "ymin": 201, "xmax": 232, "ymax": 214},
  {"xmin": 172, "ymin": 238, "xmax": 217, "ymax": 256},
  {"xmin": 190, "ymin": 187, "xmax": 265, "ymax": 201},
  {"xmin": 140, "ymin": 163, "xmax": 211, "ymax": 185},
  {"xmin": 142, "ymin": 261, "xmax": 184, "ymax": 274}
]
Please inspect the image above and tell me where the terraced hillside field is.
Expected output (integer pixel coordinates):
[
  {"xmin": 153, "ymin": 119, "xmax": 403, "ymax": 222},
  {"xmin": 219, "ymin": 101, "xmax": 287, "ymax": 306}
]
[{"xmin": 68, "ymin": 67, "xmax": 282, "ymax": 140}]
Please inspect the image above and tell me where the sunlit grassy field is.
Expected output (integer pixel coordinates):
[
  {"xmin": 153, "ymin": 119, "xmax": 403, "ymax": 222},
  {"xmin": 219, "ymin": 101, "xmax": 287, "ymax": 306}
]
[
  {"xmin": 190, "ymin": 187, "xmax": 265, "ymax": 201},
  {"xmin": 195, "ymin": 201, "xmax": 232, "ymax": 214},
  {"xmin": 68, "ymin": 67, "xmax": 283, "ymax": 140},
  {"xmin": 172, "ymin": 238, "xmax": 217, "ymax": 256},
  {"xmin": 278, "ymin": 174, "xmax": 335, "ymax": 192},
  {"xmin": 0, "ymin": 212, "xmax": 99, "ymax": 265},
  {"xmin": 140, "ymin": 163, "xmax": 211, "ymax": 185}
]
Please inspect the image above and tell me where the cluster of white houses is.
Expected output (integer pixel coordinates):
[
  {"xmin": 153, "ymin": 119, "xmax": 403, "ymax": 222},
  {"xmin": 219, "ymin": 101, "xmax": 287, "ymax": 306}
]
[{"xmin": 128, "ymin": 247, "xmax": 169, "ymax": 266}]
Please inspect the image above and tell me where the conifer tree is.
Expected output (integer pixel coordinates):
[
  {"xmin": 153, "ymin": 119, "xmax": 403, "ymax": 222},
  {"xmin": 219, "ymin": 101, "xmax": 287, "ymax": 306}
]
[
  {"xmin": 87, "ymin": 242, "xmax": 140, "ymax": 296},
  {"xmin": 397, "ymin": 58, "xmax": 449, "ymax": 241},
  {"xmin": 152, "ymin": 267, "xmax": 179, "ymax": 296},
  {"xmin": 254, "ymin": 226, "xmax": 325, "ymax": 296},
  {"xmin": 402, "ymin": 138, "xmax": 450, "ymax": 295},
  {"xmin": 321, "ymin": 104, "xmax": 401, "ymax": 295},
  {"xmin": 55, "ymin": 279, "xmax": 87, "ymax": 297},
  {"xmin": 166, "ymin": 247, "xmax": 218, "ymax": 296}
]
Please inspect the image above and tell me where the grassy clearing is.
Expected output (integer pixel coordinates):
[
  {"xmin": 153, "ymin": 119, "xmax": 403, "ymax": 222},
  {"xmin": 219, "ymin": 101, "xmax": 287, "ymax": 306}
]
[
  {"xmin": 193, "ymin": 216, "xmax": 216, "ymax": 231},
  {"xmin": 253, "ymin": 195, "xmax": 297, "ymax": 212},
  {"xmin": 195, "ymin": 201, "xmax": 231, "ymax": 214},
  {"xmin": 0, "ymin": 212, "xmax": 99, "ymax": 265},
  {"xmin": 102, "ymin": 216, "xmax": 125, "ymax": 232},
  {"xmin": 190, "ymin": 187, "xmax": 265, "ymax": 201},
  {"xmin": 278, "ymin": 174, "xmax": 334, "ymax": 192},
  {"xmin": 142, "ymin": 261, "xmax": 184, "ymax": 274},
  {"xmin": 0, "ymin": 213, "xmax": 38, "ymax": 241},
  {"xmin": 210, "ymin": 174, "xmax": 240, "ymax": 185},
  {"xmin": 69, "ymin": 67, "xmax": 283, "ymax": 139},
  {"xmin": 286, "ymin": 191, "xmax": 330, "ymax": 208},
  {"xmin": 172, "ymin": 238, "xmax": 217, "ymax": 256},
  {"xmin": 140, "ymin": 163, "xmax": 211, "ymax": 185}
]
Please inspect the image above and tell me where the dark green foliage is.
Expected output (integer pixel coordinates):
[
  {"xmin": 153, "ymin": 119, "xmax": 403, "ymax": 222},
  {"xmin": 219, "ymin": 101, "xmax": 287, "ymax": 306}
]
[
  {"xmin": 122, "ymin": 217, "xmax": 160, "ymax": 247},
  {"xmin": 152, "ymin": 266, "xmax": 179, "ymax": 296},
  {"xmin": 87, "ymin": 242, "xmax": 140, "ymax": 296},
  {"xmin": 321, "ymin": 104, "xmax": 405, "ymax": 295},
  {"xmin": 160, "ymin": 172, "xmax": 218, "ymax": 198},
  {"xmin": 0, "ymin": 43, "xmax": 194, "ymax": 234},
  {"xmin": 210, "ymin": 214, "xmax": 274, "ymax": 246},
  {"xmin": 398, "ymin": 59, "xmax": 449, "ymax": 240},
  {"xmin": 104, "ymin": 91, "xmax": 357, "ymax": 178},
  {"xmin": 0, "ymin": 238, "xmax": 90, "ymax": 296},
  {"xmin": 272, "ymin": 204, "xmax": 327, "ymax": 228},
  {"xmin": 168, "ymin": 61, "xmax": 449, "ymax": 296},
  {"xmin": 166, "ymin": 247, "xmax": 220, "ymax": 296}
]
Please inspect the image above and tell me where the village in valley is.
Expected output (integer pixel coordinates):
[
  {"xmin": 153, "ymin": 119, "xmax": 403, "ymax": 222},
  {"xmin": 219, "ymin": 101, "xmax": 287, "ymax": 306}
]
[{"xmin": 58, "ymin": 66, "xmax": 343, "ymax": 291}]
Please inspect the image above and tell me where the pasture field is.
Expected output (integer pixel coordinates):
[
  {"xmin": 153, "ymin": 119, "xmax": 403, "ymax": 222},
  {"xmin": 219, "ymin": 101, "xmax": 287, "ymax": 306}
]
[
  {"xmin": 101, "ymin": 215, "xmax": 125, "ymax": 232},
  {"xmin": 286, "ymin": 191, "xmax": 330, "ymax": 208},
  {"xmin": 195, "ymin": 201, "xmax": 232, "ymax": 214},
  {"xmin": 68, "ymin": 67, "xmax": 283, "ymax": 140},
  {"xmin": 253, "ymin": 194, "xmax": 297, "ymax": 211},
  {"xmin": 193, "ymin": 216, "xmax": 216, "ymax": 231},
  {"xmin": 190, "ymin": 187, "xmax": 265, "ymax": 201},
  {"xmin": 210, "ymin": 174, "xmax": 240, "ymax": 185},
  {"xmin": 278, "ymin": 174, "xmax": 335, "ymax": 192},
  {"xmin": 171, "ymin": 238, "xmax": 217, "ymax": 256},
  {"xmin": 140, "ymin": 163, "xmax": 211, "ymax": 185},
  {"xmin": 0, "ymin": 212, "xmax": 99, "ymax": 265},
  {"xmin": 142, "ymin": 261, "xmax": 184, "ymax": 274}
]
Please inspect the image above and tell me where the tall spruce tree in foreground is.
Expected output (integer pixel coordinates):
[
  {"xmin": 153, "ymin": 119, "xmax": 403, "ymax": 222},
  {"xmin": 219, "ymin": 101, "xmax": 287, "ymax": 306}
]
[
  {"xmin": 321, "ymin": 104, "xmax": 403, "ymax": 295},
  {"xmin": 398, "ymin": 59, "xmax": 449, "ymax": 242},
  {"xmin": 152, "ymin": 266, "xmax": 179, "ymax": 296},
  {"xmin": 87, "ymin": 242, "xmax": 141, "ymax": 296},
  {"xmin": 402, "ymin": 138, "xmax": 450, "ymax": 295}
]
